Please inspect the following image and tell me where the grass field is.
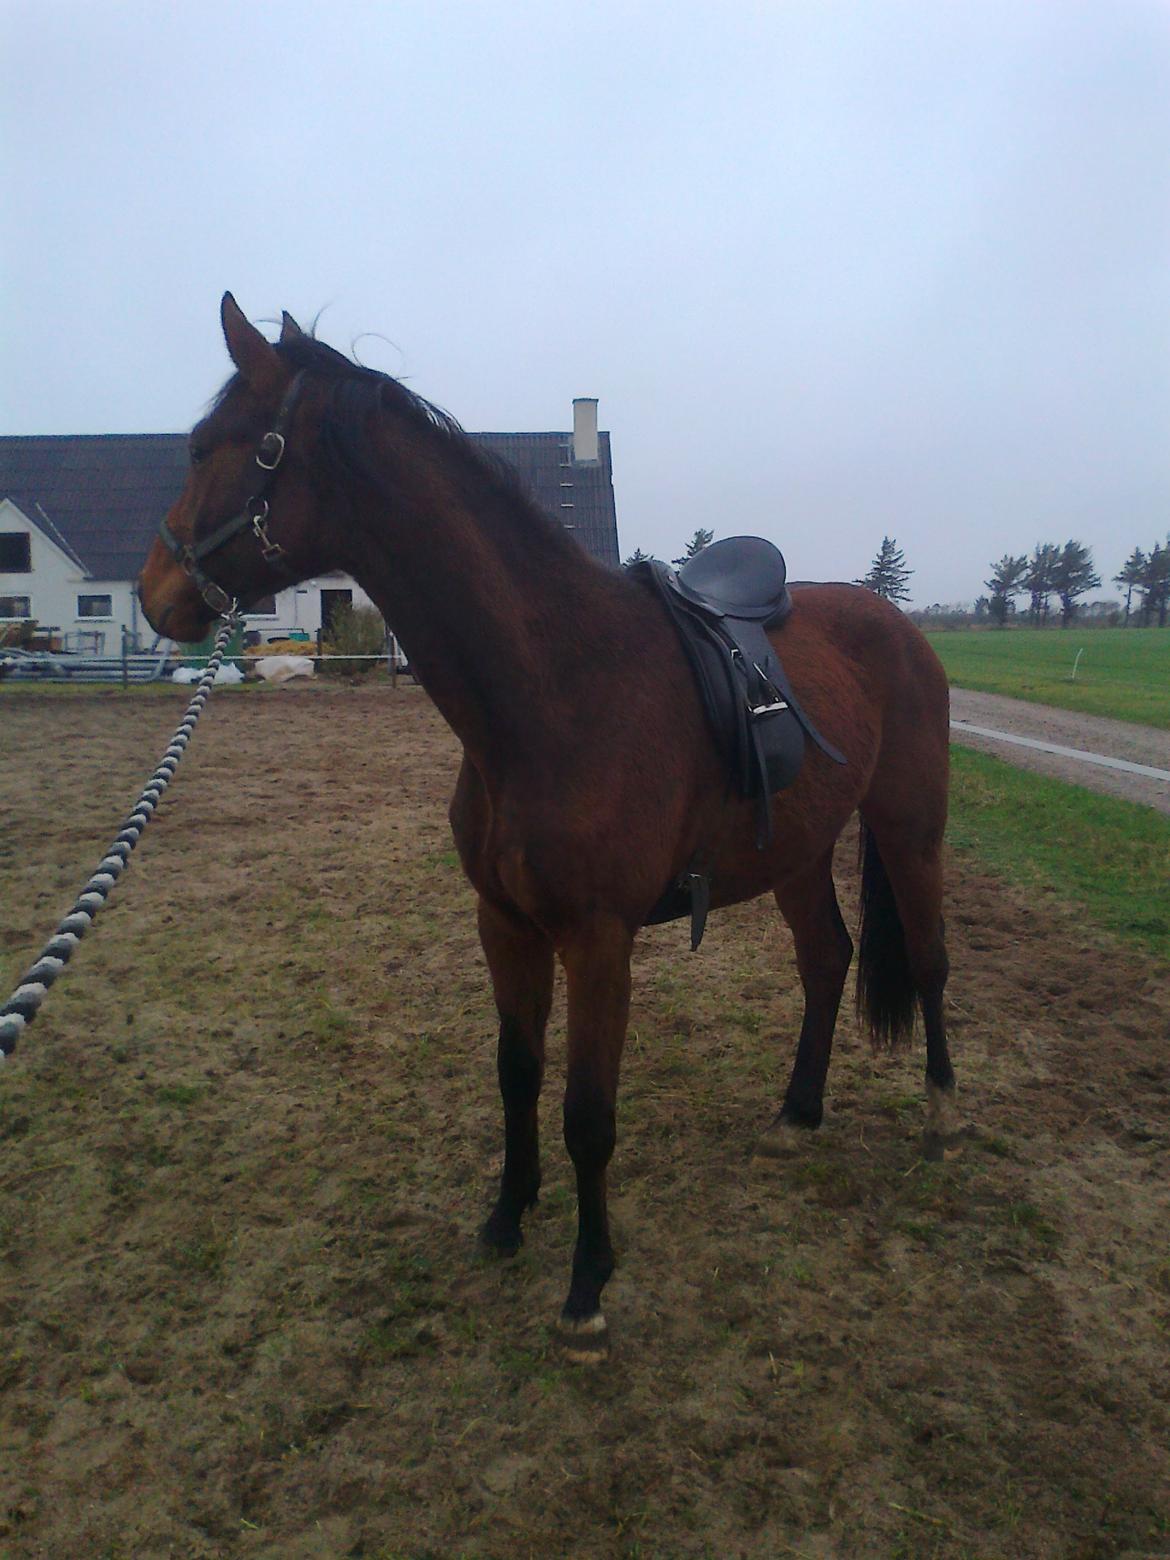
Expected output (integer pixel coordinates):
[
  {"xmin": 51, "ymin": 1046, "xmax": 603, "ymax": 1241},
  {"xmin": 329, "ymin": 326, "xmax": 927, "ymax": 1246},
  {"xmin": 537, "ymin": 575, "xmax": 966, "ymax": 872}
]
[
  {"xmin": 948, "ymin": 746, "xmax": 1170, "ymax": 961},
  {"xmin": 925, "ymin": 626, "xmax": 1169, "ymax": 728}
]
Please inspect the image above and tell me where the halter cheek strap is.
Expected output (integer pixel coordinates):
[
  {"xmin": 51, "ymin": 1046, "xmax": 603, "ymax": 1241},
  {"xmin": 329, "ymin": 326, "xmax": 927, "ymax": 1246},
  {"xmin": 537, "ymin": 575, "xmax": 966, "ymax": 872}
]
[{"xmin": 158, "ymin": 371, "xmax": 308, "ymax": 615}]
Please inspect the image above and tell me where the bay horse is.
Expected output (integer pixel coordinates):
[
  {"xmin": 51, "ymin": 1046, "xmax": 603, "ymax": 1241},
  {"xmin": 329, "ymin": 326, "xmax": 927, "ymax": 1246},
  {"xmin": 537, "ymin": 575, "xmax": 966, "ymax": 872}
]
[{"xmin": 138, "ymin": 295, "xmax": 957, "ymax": 1363}]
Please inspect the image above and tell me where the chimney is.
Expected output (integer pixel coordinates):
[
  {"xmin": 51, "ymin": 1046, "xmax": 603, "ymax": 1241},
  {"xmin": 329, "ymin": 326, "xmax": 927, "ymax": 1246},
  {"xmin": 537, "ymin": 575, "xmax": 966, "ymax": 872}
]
[{"xmin": 572, "ymin": 397, "xmax": 599, "ymax": 464}]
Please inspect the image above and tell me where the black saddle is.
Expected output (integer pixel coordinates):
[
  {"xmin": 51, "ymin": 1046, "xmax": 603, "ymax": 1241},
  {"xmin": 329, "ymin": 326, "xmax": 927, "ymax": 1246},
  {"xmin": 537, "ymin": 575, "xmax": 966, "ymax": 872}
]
[{"xmin": 628, "ymin": 536, "xmax": 845, "ymax": 946}]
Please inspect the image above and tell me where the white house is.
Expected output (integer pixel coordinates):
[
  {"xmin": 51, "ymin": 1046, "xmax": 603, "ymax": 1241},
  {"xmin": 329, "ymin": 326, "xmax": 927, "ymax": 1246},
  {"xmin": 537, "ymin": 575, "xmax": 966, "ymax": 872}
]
[{"xmin": 0, "ymin": 401, "xmax": 620, "ymax": 652}]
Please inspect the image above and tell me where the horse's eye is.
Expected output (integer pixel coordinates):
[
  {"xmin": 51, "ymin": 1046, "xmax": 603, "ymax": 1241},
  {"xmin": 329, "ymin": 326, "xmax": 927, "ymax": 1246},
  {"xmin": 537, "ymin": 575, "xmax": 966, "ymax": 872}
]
[{"xmin": 189, "ymin": 442, "xmax": 209, "ymax": 468}]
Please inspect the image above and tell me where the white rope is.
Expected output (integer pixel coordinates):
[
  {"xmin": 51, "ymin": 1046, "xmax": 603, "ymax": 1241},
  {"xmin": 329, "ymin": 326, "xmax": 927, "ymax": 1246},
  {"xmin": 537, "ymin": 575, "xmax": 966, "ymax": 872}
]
[{"xmin": 0, "ymin": 615, "xmax": 240, "ymax": 1060}]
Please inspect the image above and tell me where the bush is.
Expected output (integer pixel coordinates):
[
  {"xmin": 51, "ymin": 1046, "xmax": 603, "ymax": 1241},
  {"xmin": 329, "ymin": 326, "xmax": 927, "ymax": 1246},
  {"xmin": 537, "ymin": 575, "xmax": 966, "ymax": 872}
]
[{"xmin": 321, "ymin": 604, "xmax": 387, "ymax": 677}]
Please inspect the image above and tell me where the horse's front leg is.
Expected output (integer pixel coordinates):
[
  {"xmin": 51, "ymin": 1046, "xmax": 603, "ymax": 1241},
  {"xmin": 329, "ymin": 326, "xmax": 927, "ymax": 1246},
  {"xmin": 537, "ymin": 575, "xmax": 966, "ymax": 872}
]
[
  {"xmin": 556, "ymin": 915, "xmax": 633, "ymax": 1364},
  {"xmin": 477, "ymin": 897, "xmax": 555, "ymax": 1257}
]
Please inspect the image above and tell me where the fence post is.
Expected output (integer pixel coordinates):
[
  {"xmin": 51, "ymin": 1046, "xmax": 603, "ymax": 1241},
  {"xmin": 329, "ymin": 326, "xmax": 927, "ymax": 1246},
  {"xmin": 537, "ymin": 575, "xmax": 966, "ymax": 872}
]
[{"xmin": 121, "ymin": 625, "xmax": 129, "ymax": 690}]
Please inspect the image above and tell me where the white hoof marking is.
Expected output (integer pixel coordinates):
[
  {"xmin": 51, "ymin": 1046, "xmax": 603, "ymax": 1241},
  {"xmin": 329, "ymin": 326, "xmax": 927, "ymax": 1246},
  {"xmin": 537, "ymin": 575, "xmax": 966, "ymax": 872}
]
[
  {"xmin": 556, "ymin": 1311, "xmax": 609, "ymax": 1365},
  {"xmin": 753, "ymin": 1118, "xmax": 816, "ymax": 1161}
]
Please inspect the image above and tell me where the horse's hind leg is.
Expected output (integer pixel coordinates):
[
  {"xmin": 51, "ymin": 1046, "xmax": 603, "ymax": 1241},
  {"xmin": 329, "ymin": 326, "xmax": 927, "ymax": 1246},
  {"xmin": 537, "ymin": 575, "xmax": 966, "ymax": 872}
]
[
  {"xmin": 477, "ymin": 897, "xmax": 555, "ymax": 1256},
  {"xmin": 859, "ymin": 818, "xmax": 959, "ymax": 1158},
  {"xmin": 755, "ymin": 849, "xmax": 853, "ymax": 1158}
]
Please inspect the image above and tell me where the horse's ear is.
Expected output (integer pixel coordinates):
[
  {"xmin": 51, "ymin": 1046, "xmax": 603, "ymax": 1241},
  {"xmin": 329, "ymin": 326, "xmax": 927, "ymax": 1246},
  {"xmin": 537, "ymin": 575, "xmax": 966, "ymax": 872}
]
[
  {"xmin": 221, "ymin": 292, "xmax": 282, "ymax": 390},
  {"xmin": 279, "ymin": 310, "xmax": 305, "ymax": 344}
]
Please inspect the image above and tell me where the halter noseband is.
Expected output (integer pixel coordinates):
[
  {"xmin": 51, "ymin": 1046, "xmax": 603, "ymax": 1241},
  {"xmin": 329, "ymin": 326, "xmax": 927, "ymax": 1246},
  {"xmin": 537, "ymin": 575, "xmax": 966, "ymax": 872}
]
[{"xmin": 158, "ymin": 371, "xmax": 308, "ymax": 616}]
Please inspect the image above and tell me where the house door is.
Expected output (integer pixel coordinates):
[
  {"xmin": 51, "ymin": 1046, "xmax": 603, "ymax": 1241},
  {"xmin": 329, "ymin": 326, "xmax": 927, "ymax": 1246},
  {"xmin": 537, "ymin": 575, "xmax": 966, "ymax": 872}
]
[{"xmin": 320, "ymin": 589, "xmax": 353, "ymax": 636}]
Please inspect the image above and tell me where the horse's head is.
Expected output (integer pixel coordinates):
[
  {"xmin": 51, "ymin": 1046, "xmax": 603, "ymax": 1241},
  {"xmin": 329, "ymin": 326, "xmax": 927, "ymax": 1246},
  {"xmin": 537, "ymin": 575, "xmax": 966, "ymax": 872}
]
[{"xmin": 138, "ymin": 294, "xmax": 331, "ymax": 642}]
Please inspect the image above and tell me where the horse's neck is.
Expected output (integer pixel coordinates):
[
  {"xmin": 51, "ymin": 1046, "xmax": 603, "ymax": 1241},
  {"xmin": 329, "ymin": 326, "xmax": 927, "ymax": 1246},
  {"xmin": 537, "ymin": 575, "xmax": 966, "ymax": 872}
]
[{"xmin": 343, "ymin": 441, "xmax": 627, "ymax": 763}]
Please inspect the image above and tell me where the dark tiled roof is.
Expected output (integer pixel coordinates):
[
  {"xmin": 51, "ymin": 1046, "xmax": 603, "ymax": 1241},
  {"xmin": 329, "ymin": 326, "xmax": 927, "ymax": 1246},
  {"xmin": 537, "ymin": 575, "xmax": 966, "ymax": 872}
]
[
  {"xmin": 0, "ymin": 435, "xmax": 191, "ymax": 580},
  {"xmin": 481, "ymin": 432, "xmax": 618, "ymax": 568},
  {"xmin": 0, "ymin": 427, "xmax": 620, "ymax": 578}
]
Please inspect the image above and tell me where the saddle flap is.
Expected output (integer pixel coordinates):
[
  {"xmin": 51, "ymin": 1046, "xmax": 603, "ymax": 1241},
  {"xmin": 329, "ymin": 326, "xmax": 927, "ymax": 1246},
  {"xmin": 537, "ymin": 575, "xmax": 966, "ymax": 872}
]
[{"xmin": 672, "ymin": 536, "xmax": 791, "ymax": 625}]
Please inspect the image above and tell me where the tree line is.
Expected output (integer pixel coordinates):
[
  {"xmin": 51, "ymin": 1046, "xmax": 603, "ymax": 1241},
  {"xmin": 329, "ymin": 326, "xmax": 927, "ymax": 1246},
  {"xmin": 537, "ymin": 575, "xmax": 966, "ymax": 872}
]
[
  {"xmin": 626, "ymin": 531, "xmax": 1169, "ymax": 627},
  {"xmin": 986, "ymin": 536, "xmax": 1169, "ymax": 627}
]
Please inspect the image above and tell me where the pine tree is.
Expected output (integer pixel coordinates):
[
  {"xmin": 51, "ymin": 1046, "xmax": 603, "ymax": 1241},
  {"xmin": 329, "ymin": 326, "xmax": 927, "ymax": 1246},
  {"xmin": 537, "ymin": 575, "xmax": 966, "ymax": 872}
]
[
  {"xmin": 1022, "ymin": 543, "xmax": 1059, "ymax": 624},
  {"xmin": 983, "ymin": 554, "xmax": 1028, "ymax": 627},
  {"xmin": 856, "ymin": 537, "xmax": 913, "ymax": 604},
  {"xmin": 1112, "ymin": 548, "xmax": 1146, "ymax": 626},
  {"xmin": 673, "ymin": 528, "xmax": 714, "ymax": 567},
  {"xmin": 623, "ymin": 546, "xmax": 653, "ymax": 566},
  {"xmin": 1050, "ymin": 540, "xmax": 1101, "ymax": 627},
  {"xmin": 1140, "ymin": 540, "xmax": 1170, "ymax": 627}
]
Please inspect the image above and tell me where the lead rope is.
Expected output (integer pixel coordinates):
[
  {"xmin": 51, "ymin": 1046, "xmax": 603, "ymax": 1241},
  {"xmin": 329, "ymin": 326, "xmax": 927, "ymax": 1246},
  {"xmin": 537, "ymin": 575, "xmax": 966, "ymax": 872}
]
[{"xmin": 0, "ymin": 613, "xmax": 241, "ymax": 1060}]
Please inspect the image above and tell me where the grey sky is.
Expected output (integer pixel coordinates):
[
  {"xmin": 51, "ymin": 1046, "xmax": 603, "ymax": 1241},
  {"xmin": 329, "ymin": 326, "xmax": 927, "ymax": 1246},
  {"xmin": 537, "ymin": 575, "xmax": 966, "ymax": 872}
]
[{"xmin": 3, "ymin": 0, "xmax": 1168, "ymax": 606}]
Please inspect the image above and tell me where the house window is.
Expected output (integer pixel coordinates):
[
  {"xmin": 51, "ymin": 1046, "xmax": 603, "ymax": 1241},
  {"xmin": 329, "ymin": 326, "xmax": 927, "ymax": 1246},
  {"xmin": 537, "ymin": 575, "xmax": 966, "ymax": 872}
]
[
  {"xmin": 77, "ymin": 594, "xmax": 113, "ymax": 619},
  {"xmin": 248, "ymin": 594, "xmax": 278, "ymax": 616},
  {"xmin": 0, "ymin": 595, "xmax": 32, "ymax": 618},
  {"xmin": 0, "ymin": 534, "xmax": 32, "ymax": 572}
]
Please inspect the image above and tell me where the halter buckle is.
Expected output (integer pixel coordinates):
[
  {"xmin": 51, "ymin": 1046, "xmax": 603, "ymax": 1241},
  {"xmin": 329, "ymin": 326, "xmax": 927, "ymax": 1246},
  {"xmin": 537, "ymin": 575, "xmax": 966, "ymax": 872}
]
[
  {"xmin": 201, "ymin": 581, "xmax": 238, "ymax": 616},
  {"xmin": 256, "ymin": 431, "xmax": 286, "ymax": 471}
]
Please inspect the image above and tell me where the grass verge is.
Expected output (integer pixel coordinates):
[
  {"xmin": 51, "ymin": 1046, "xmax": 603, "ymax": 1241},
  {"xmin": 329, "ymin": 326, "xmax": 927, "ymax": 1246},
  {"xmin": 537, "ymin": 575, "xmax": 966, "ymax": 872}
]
[
  {"xmin": 948, "ymin": 745, "xmax": 1170, "ymax": 961},
  {"xmin": 926, "ymin": 626, "xmax": 1169, "ymax": 728}
]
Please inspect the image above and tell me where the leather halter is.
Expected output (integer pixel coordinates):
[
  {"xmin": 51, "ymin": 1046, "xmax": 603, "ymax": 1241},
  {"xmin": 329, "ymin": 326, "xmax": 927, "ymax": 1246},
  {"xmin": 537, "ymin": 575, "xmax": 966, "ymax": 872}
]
[{"xmin": 158, "ymin": 371, "xmax": 307, "ymax": 616}]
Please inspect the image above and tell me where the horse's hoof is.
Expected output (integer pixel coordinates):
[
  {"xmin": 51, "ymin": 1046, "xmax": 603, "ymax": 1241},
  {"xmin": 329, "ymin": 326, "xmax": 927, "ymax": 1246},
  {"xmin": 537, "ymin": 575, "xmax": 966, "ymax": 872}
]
[
  {"xmin": 555, "ymin": 1311, "xmax": 610, "ymax": 1365},
  {"xmin": 752, "ymin": 1116, "xmax": 817, "ymax": 1162},
  {"xmin": 479, "ymin": 1211, "xmax": 523, "ymax": 1258},
  {"xmin": 923, "ymin": 1082, "xmax": 963, "ymax": 1161},
  {"xmin": 923, "ymin": 1126, "xmax": 970, "ymax": 1162}
]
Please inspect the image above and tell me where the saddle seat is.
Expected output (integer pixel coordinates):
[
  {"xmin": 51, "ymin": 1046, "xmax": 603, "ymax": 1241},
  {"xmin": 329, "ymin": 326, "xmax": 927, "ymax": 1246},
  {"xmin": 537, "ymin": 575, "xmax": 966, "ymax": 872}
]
[
  {"xmin": 669, "ymin": 534, "xmax": 792, "ymax": 624},
  {"xmin": 628, "ymin": 536, "xmax": 845, "ymax": 948}
]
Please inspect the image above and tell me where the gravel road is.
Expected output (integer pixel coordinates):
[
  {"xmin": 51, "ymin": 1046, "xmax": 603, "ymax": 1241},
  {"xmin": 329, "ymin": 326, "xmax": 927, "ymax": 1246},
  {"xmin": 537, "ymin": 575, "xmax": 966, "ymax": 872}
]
[{"xmin": 949, "ymin": 687, "xmax": 1170, "ymax": 815}]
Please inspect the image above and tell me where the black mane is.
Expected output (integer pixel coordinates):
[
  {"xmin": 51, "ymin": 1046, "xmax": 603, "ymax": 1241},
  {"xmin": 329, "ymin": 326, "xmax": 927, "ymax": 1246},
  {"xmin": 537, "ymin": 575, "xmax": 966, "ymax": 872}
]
[
  {"xmin": 271, "ymin": 334, "xmax": 571, "ymax": 553},
  {"xmin": 205, "ymin": 323, "xmax": 588, "ymax": 573}
]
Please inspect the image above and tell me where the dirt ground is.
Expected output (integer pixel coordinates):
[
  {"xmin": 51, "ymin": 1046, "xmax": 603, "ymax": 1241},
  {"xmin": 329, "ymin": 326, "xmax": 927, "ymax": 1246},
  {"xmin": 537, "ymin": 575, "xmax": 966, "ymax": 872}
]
[{"xmin": 0, "ymin": 682, "xmax": 1168, "ymax": 1560}]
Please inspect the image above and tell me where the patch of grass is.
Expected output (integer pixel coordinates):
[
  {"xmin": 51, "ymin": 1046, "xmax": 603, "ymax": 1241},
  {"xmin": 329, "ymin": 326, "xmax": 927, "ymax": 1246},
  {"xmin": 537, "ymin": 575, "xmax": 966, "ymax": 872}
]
[
  {"xmin": 170, "ymin": 1230, "xmax": 229, "ymax": 1277},
  {"xmin": 307, "ymin": 993, "xmax": 357, "ymax": 1048},
  {"xmin": 948, "ymin": 746, "xmax": 1170, "ymax": 960},
  {"xmin": 991, "ymin": 1200, "xmax": 1061, "ymax": 1252},
  {"xmin": 927, "ymin": 625, "xmax": 1170, "ymax": 727},
  {"xmin": 154, "ymin": 1083, "xmax": 205, "ymax": 1109},
  {"xmin": 974, "ymin": 1133, "xmax": 1014, "ymax": 1160},
  {"xmin": 424, "ymin": 849, "xmax": 461, "ymax": 870},
  {"xmin": 718, "ymin": 1002, "xmax": 765, "ymax": 1035},
  {"xmin": 362, "ymin": 1317, "xmax": 441, "ymax": 1361}
]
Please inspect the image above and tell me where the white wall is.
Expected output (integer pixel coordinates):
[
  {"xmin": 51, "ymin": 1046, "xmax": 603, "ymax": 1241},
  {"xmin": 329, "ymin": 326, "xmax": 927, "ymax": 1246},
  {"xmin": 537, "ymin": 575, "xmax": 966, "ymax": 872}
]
[
  {"xmin": 0, "ymin": 498, "xmax": 127, "ymax": 647},
  {"xmin": 247, "ymin": 573, "xmax": 381, "ymax": 642}
]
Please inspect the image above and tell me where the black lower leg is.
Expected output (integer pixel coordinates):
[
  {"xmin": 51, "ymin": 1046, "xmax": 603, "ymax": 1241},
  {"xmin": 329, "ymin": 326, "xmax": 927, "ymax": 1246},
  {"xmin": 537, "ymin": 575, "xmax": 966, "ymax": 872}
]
[
  {"xmin": 783, "ymin": 1067, "xmax": 829, "ymax": 1129},
  {"xmin": 919, "ymin": 927, "xmax": 953, "ymax": 1094},
  {"xmin": 776, "ymin": 879, "xmax": 852, "ymax": 1131},
  {"xmin": 562, "ymin": 1088, "xmax": 616, "ymax": 1321},
  {"xmin": 481, "ymin": 1019, "xmax": 544, "ymax": 1255}
]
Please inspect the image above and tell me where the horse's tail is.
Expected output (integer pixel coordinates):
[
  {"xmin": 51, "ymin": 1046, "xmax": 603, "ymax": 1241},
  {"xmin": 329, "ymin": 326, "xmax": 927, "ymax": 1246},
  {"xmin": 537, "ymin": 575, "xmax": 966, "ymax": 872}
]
[{"xmin": 855, "ymin": 822, "xmax": 917, "ymax": 1048}]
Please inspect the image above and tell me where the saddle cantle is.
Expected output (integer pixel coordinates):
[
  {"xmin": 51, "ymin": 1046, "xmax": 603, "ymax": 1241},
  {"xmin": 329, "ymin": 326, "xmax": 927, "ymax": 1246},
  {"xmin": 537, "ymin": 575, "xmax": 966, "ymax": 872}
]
[{"xmin": 628, "ymin": 536, "xmax": 846, "ymax": 947}]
